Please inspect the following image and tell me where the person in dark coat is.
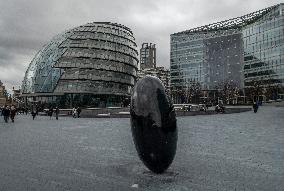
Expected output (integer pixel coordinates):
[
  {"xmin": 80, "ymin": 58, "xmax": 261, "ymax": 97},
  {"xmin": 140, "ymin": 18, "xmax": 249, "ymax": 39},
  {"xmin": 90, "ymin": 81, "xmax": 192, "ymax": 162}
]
[
  {"xmin": 48, "ymin": 107, "xmax": 53, "ymax": 119},
  {"xmin": 253, "ymin": 102, "xmax": 258, "ymax": 113},
  {"xmin": 10, "ymin": 105, "xmax": 17, "ymax": 123},
  {"xmin": 31, "ymin": 105, "xmax": 37, "ymax": 120},
  {"xmin": 77, "ymin": 107, "xmax": 81, "ymax": 118},
  {"xmin": 55, "ymin": 107, "xmax": 59, "ymax": 120},
  {"xmin": 3, "ymin": 105, "xmax": 10, "ymax": 123},
  {"xmin": 0, "ymin": 106, "xmax": 3, "ymax": 116}
]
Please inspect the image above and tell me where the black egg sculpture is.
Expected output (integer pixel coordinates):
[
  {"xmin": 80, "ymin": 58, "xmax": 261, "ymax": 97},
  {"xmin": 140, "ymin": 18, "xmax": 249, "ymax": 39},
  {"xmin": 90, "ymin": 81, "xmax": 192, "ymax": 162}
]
[{"xmin": 130, "ymin": 76, "xmax": 177, "ymax": 173}]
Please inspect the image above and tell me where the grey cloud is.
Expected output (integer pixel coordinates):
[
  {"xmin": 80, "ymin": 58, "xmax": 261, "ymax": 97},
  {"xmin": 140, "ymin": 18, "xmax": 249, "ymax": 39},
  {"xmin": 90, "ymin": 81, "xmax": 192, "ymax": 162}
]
[{"xmin": 0, "ymin": 0, "xmax": 282, "ymax": 91}]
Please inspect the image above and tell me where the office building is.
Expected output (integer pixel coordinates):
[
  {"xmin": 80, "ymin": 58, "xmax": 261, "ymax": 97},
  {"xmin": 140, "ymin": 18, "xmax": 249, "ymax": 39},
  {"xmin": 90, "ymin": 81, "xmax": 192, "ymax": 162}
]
[
  {"xmin": 171, "ymin": 3, "xmax": 284, "ymax": 102},
  {"xmin": 140, "ymin": 43, "xmax": 156, "ymax": 69}
]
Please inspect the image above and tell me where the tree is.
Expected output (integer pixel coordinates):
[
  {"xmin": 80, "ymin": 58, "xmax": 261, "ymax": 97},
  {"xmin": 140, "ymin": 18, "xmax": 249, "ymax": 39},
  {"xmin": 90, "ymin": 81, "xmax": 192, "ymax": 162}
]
[
  {"xmin": 245, "ymin": 79, "xmax": 264, "ymax": 102},
  {"xmin": 189, "ymin": 82, "xmax": 202, "ymax": 104},
  {"xmin": 263, "ymin": 78, "xmax": 283, "ymax": 100},
  {"xmin": 247, "ymin": 77, "xmax": 284, "ymax": 102},
  {"xmin": 216, "ymin": 80, "xmax": 238, "ymax": 104}
]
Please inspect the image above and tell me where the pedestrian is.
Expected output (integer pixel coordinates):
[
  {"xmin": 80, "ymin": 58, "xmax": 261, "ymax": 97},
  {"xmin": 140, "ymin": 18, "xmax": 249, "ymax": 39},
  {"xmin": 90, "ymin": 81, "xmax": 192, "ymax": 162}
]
[
  {"xmin": 77, "ymin": 107, "xmax": 81, "ymax": 118},
  {"xmin": 48, "ymin": 107, "xmax": 53, "ymax": 119},
  {"xmin": 31, "ymin": 105, "xmax": 37, "ymax": 120},
  {"xmin": 253, "ymin": 102, "xmax": 258, "ymax": 113},
  {"xmin": 35, "ymin": 104, "xmax": 39, "ymax": 116},
  {"xmin": 0, "ymin": 106, "xmax": 3, "ymax": 116},
  {"xmin": 55, "ymin": 107, "xmax": 59, "ymax": 120},
  {"xmin": 72, "ymin": 107, "xmax": 77, "ymax": 118},
  {"xmin": 10, "ymin": 105, "xmax": 17, "ymax": 123},
  {"xmin": 3, "ymin": 105, "xmax": 10, "ymax": 123}
]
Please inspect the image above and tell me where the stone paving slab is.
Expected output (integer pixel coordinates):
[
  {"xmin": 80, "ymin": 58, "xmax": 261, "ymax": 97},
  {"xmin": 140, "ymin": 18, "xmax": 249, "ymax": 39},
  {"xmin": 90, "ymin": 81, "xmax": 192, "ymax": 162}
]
[{"xmin": 0, "ymin": 106, "xmax": 283, "ymax": 190}]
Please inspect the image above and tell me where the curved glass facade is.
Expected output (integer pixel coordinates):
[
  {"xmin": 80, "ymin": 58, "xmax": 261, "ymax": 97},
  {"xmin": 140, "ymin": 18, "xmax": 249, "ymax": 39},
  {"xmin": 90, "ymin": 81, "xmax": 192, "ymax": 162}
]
[
  {"xmin": 22, "ymin": 22, "xmax": 138, "ymax": 107},
  {"xmin": 22, "ymin": 32, "xmax": 68, "ymax": 94},
  {"xmin": 171, "ymin": 4, "xmax": 284, "ymax": 103}
]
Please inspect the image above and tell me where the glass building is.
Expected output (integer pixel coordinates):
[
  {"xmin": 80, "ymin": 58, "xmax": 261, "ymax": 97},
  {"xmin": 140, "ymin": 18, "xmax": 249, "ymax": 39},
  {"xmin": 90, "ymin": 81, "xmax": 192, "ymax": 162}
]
[
  {"xmin": 21, "ymin": 22, "xmax": 138, "ymax": 107},
  {"xmin": 170, "ymin": 3, "xmax": 284, "ymax": 103}
]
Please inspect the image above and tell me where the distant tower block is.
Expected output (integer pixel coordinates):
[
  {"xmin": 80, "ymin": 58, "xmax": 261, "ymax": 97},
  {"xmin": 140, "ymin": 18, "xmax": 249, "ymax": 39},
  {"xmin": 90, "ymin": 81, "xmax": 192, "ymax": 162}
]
[{"xmin": 140, "ymin": 43, "xmax": 156, "ymax": 69}]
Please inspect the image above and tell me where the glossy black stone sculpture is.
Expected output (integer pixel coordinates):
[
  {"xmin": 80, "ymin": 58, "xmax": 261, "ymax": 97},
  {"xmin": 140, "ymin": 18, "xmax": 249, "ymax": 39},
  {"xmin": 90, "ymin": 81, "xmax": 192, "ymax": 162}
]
[{"xmin": 130, "ymin": 76, "xmax": 177, "ymax": 174}]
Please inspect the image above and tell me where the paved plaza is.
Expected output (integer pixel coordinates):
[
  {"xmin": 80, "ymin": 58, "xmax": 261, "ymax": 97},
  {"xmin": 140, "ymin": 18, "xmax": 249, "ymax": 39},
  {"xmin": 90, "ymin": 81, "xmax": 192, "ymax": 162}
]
[{"xmin": 0, "ymin": 106, "xmax": 283, "ymax": 190}]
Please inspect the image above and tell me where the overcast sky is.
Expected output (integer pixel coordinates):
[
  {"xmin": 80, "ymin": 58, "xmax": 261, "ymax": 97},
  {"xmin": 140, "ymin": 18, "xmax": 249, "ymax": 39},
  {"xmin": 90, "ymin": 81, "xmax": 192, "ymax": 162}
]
[{"xmin": 0, "ymin": 0, "xmax": 282, "ymax": 92}]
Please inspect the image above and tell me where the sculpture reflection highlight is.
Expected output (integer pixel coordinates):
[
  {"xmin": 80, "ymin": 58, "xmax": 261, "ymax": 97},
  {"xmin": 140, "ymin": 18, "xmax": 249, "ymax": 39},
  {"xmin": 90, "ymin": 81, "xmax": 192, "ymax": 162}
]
[{"xmin": 130, "ymin": 76, "xmax": 178, "ymax": 173}]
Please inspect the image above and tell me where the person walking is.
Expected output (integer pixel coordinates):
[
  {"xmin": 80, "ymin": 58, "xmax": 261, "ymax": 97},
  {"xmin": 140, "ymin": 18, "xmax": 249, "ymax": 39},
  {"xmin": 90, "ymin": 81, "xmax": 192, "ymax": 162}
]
[
  {"xmin": 253, "ymin": 102, "xmax": 258, "ymax": 113},
  {"xmin": 72, "ymin": 107, "xmax": 77, "ymax": 118},
  {"xmin": 77, "ymin": 107, "xmax": 81, "ymax": 118},
  {"xmin": 48, "ymin": 107, "xmax": 53, "ymax": 119},
  {"xmin": 55, "ymin": 107, "xmax": 59, "ymax": 120},
  {"xmin": 31, "ymin": 105, "xmax": 37, "ymax": 120},
  {"xmin": 0, "ymin": 106, "xmax": 3, "ymax": 116},
  {"xmin": 3, "ymin": 105, "xmax": 10, "ymax": 123},
  {"xmin": 10, "ymin": 105, "xmax": 17, "ymax": 123}
]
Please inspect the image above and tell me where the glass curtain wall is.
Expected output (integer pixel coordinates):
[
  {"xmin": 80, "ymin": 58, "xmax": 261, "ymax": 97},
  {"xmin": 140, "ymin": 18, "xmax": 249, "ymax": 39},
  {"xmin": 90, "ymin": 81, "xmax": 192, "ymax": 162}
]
[
  {"xmin": 170, "ymin": 4, "xmax": 284, "ymax": 104},
  {"xmin": 22, "ymin": 22, "xmax": 138, "ymax": 108}
]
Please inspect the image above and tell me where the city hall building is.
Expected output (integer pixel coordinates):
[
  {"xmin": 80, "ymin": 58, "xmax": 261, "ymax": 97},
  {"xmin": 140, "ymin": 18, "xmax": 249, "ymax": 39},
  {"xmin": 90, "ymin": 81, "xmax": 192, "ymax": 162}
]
[
  {"xmin": 170, "ymin": 3, "xmax": 284, "ymax": 103},
  {"xmin": 21, "ymin": 22, "xmax": 138, "ymax": 107}
]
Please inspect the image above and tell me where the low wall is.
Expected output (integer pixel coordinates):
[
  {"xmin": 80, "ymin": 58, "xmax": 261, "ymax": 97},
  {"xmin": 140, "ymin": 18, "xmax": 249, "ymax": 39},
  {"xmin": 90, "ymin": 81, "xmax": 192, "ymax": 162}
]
[
  {"xmin": 80, "ymin": 107, "xmax": 252, "ymax": 118},
  {"xmin": 176, "ymin": 107, "xmax": 251, "ymax": 117},
  {"xmin": 81, "ymin": 107, "xmax": 130, "ymax": 118},
  {"xmin": 263, "ymin": 101, "xmax": 284, "ymax": 107}
]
